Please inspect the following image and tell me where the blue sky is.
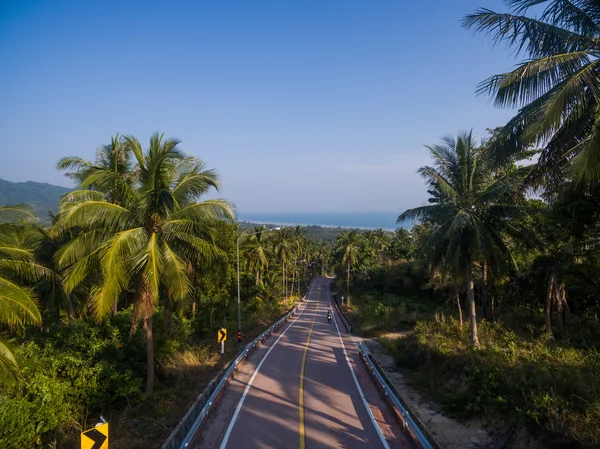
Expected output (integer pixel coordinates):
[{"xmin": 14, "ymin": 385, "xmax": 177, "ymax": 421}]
[{"xmin": 1, "ymin": 0, "xmax": 520, "ymax": 213}]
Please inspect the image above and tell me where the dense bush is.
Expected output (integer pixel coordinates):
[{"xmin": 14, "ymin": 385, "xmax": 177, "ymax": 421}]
[
  {"xmin": 385, "ymin": 317, "xmax": 600, "ymax": 447},
  {"xmin": 0, "ymin": 316, "xmax": 146, "ymax": 448},
  {"xmin": 348, "ymin": 292, "xmax": 439, "ymax": 336}
]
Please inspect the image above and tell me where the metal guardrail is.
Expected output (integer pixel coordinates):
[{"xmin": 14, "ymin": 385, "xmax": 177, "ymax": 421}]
[
  {"xmin": 329, "ymin": 286, "xmax": 352, "ymax": 333},
  {"xmin": 328, "ymin": 286, "xmax": 434, "ymax": 449},
  {"xmin": 358, "ymin": 345, "xmax": 435, "ymax": 449},
  {"xmin": 161, "ymin": 303, "xmax": 300, "ymax": 449}
]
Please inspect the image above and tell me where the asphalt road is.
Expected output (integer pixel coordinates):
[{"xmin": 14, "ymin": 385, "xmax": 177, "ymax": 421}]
[{"xmin": 194, "ymin": 277, "xmax": 411, "ymax": 449}]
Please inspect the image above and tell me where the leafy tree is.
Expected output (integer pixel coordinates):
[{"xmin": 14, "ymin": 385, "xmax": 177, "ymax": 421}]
[
  {"xmin": 398, "ymin": 131, "xmax": 529, "ymax": 346},
  {"xmin": 52, "ymin": 133, "xmax": 233, "ymax": 394}
]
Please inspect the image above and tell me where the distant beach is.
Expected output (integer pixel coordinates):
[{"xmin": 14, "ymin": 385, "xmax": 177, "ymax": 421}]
[{"xmin": 236, "ymin": 211, "xmax": 411, "ymax": 231}]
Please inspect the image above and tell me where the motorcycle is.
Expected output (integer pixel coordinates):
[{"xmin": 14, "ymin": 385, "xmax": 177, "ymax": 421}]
[{"xmin": 327, "ymin": 312, "xmax": 332, "ymax": 324}]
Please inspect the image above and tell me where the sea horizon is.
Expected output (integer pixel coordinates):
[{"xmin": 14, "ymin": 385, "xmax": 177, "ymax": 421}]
[{"xmin": 236, "ymin": 211, "xmax": 411, "ymax": 231}]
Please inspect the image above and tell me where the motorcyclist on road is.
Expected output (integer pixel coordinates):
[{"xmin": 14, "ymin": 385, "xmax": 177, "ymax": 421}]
[{"xmin": 327, "ymin": 310, "xmax": 332, "ymax": 323}]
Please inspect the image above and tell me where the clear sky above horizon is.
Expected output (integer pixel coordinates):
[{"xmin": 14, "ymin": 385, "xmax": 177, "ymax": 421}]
[{"xmin": 1, "ymin": 0, "xmax": 520, "ymax": 213}]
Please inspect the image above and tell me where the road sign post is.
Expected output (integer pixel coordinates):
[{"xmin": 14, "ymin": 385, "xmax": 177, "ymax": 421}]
[
  {"xmin": 81, "ymin": 422, "xmax": 108, "ymax": 449},
  {"xmin": 218, "ymin": 328, "xmax": 227, "ymax": 355},
  {"xmin": 341, "ymin": 295, "xmax": 345, "ymax": 306}
]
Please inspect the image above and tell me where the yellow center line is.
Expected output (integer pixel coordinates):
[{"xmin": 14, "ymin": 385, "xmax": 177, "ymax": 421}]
[{"xmin": 299, "ymin": 300, "xmax": 319, "ymax": 449}]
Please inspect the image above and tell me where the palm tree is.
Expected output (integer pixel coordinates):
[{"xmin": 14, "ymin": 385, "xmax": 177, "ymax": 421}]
[
  {"xmin": 273, "ymin": 228, "xmax": 293, "ymax": 300},
  {"xmin": 463, "ymin": 1, "xmax": 600, "ymax": 184},
  {"xmin": 370, "ymin": 228, "xmax": 391, "ymax": 265},
  {"xmin": 390, "ymin": 228, "xmax": 413, "ymax": 261},
  {"xmin": 335, "ymin": 230, "xmax": 361, "ymax": 295},
  {"xmin": 242, "ymin": 227, "xmax": 271, "ymax": 286},
  {"xmin": 57, "ymin": 134, "xmax": 135, "ymax": 205},
  {"xmin": 289, "ymin": 226, "xmax": 306, "ymax": 298},
  {"xmin": 0, "ymin": 206, "xmax": 43, "ymax": 382},
  {"xmin": 398, "ymin": 131, "xmax": 528, "ymax": 346},
  {"xmin": 307, "ymin": 241, "xmax": 329, "ymax": 276},
  {"xmin": 52, "ymin": 133, "xmax": 233, "ymax": 394}
]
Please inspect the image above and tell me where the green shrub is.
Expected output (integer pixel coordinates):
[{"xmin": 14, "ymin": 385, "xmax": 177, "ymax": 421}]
[
  {"xmin": 391, "ymin": 318, "xmax": 600, "ymax": 447},
  {"xmin": 0, "ymin": 317, "xmax": 145, "ymax": 448}
]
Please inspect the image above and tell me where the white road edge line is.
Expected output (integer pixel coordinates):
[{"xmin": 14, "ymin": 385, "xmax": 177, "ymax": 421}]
[
  {"xmin": 219, "ymin": 280, "xmax": 317, "ymax": 449},
  {"xmin": 328, "ymin": 283, "xmax": 391, "ymax": 449}
]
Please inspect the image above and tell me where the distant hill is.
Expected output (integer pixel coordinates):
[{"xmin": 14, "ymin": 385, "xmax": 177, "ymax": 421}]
[{"xmin": 0, "ymin": 178, "xmax": 71, "ymax": 220}]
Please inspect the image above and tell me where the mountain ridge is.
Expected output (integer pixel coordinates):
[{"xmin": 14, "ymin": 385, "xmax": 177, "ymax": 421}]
[{"xmin": 0, "ymin": 178, "xmax": 72, "ymax": 219}]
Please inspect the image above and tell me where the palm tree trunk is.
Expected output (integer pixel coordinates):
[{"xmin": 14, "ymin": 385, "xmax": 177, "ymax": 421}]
[
  {"xmin": 466, "ymin": 263, "xmax": 480, "ymax": 347},
  {"xmin": 455, "ymin": 286, "xmax": 463, "ymax": 328},
  {"xmin": 143, "ymin": 315, "xmax": 154, "ymax": 395},
  {"xmin": 347, "ymin": 263, "xmax": 350, "ymax": 292},
  {"xmin": 482, "ymin": 262, "xmax": 491, "ymax": 321},
  {"xmin": 545, "ymin": 266, "xmax": 555, "ymax": 337},
  {"xmin": 129, "ymin": 302, "xmax": 139, "ymax": 340},
  {"xmin": 489, "ymin": 288, "xmax": 495, "ymax": 323},
  {"xmin": 67, "ymin": 295, "xmax": 74, "ymax": 331},
  {"xmin": 191, "ymin": 273, "xmax": 197, "ymax": 317},
  {"xmin": 291, "ymin": 262, "xmax": 296, "ymax": 298},
  {"xmin": 556, "ymin": 281, "xmax": 568, "ymax": 333},
  {"xmin": 282, "ymin": 262, "xmax": 286, "ymax": 300},
  {"xmin": 285, "ymin": 263, "xmax": 288, "ymax": 300}
]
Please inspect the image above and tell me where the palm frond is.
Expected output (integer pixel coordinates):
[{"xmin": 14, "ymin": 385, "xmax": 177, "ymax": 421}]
[
  {"xmin": 0, "ymin": 278, "xmax": 42, "ymax": 329},
  {"xmin": 462, "ymin": 9, "xmax": 595, "ymax": 58},
  {"xmin": 172, "ymin": 200, "xmax": 235, "ymax": 222},
  {"xmin": 568, "ymin": 109, "xmax": 600, "ymax": 182},
  {"xmin": 0, "ymin": 339, "xmax": 20, "ymax": 383},
  {"xmin": 162, "ymin": 242, "xmax": 191, "ymax": 301}
]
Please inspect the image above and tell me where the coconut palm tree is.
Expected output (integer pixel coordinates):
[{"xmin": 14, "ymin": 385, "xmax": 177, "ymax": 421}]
[
  {"xmin": 289, "ymin": 226, "xmax": 306, "ymax": 298},
  {"xmin": 52, "ymin": 133, "xmax": 233, "ymax": 394},
  {"xmin": 463, "ymin": 1, "xmax": 600, "ymax": 184},
  {"xmin": 334, "ymin": 230, "xmax": 361, "ymax": 294},
  {"xmin": 390, "ymin": 228, "xmax": 413, "ymax": 261},
  {"xmin": 242, "ymin": 226, "xmax": 271, "ymax": 287},
  {"xmin": 57, "ymin": 134, "xmax": 135, "ymax": 205},
  {"xmin": 273, "ymin": 228, "xmax": 293, "ymax": 300},
  {"xmin": 370, "ymin": 228, "xmax": 391, "ymax": 265},
  {"xmin": 398, "ymin": 131, "xmax": 529, "ymax": 346},
  {"xmin": 0, "ymin": 206, "xmax": 44, "ymax": 382}
]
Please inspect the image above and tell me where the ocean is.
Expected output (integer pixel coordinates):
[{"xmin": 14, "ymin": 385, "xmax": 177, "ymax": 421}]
[{"xmin": 236, "ymin": 211, "xmax": 410, "ymax": 231}]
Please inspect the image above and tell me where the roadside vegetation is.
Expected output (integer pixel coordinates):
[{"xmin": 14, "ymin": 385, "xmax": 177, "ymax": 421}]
[
  {"xmin": 0, "ymin": 133, "xmax": 330, "ymax": 449},
  {"xmin": 328, "ymin": 2, "xmax": 600, "ymax": 446}
]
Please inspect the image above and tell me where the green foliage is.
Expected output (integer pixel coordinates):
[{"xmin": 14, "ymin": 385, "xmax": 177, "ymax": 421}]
[
  {"xmin": 239, "ymin": 222, "xmax": 347, "ymax": 243},
  {"xmin": 351, "ymin": 292, "xmax": 437, "ymax": 337},
  {"xmin": 0, "ymin": 318, "xmax": 144, "ymax": 449},
  {"xmin": 390, "ymin": 317, "xmax": 600, "ymax": 447}
]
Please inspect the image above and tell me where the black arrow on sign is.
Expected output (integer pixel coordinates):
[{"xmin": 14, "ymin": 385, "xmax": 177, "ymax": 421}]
[
  {"xmin": 219, "ymin": 330, "xmax": 226, "ymax": 342},
  {"xmin": 83, "ymin": 428, "xmax": 107, "ymax": 449}
]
